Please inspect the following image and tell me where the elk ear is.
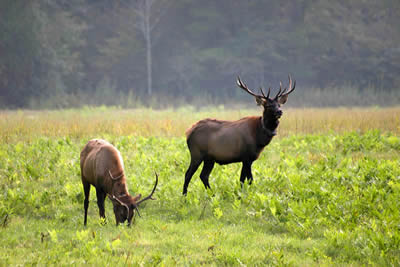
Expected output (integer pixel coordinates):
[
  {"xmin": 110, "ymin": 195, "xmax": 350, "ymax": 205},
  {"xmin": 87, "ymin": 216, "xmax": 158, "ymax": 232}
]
[
  {"xmin": 132, "ymin": 194, "xmax": 142, "ymax": 202},
  {"xmin": 255, "ymin": 96, "xmax": 265, "ymax": 106},
  {"xmin": 278, "ymin": 95, "xmax": 289, "ymax": 105}
]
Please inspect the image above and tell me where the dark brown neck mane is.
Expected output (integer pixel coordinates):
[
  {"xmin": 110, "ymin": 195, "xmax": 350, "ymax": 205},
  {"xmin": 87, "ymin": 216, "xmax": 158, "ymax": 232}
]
[{"xmin": 257, "ymin": 115, "xmax": 279, "ymax": 147}]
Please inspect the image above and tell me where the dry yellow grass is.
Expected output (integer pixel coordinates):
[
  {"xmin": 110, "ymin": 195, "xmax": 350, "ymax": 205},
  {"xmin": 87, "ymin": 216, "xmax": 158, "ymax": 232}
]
[
  {"xmin": 279, "ymin": 107, "xmax": 400, "ymax": 136},
  {"xmin": 1, "ymin": 107, "xmax": 399, "ymax": 142}
]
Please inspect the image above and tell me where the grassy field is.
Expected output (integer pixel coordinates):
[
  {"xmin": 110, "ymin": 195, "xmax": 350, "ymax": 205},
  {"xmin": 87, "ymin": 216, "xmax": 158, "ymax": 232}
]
[{"xmin": 0, "ymin": 107, "xmax": 400, "ymax": 265}]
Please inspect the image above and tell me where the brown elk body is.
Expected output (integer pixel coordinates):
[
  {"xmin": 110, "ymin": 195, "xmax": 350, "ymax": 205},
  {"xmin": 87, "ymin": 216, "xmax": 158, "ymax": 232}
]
[
  {"xmin": 183, "ymin": 76, "xmax": 295, "ymax": 195},
  {"xmin": 80, "ymin": 139, "xmax": 157, "ymax": 226}
]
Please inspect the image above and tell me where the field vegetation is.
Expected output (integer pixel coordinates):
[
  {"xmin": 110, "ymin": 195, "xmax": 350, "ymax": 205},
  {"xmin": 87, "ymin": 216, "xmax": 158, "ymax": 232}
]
[{"xmin": 1, "ymin": 107, "xmax": 400, "ymax": 265}]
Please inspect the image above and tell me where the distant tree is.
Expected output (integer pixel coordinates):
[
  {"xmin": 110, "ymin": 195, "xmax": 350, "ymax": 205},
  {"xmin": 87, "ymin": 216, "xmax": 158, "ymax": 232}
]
[
  {"xmin": 0, "ymin": 1, "xmax": 86, "ymax": 107},
  {"xmin": 127, "ymin": 0, "xmax": 170, "ymax": 96},
  {"xmin": 34, "ymin": 1, "xmax": 87, "ymax": 97},
  {"xmin": 301, "ymin": 0, "xmax": 400, "ymax": 89},
  {"xmin": 1, "ymin": 0, "xmax": 400, "ymax": 107},
  {"xmin": 0, "ymin": 1, "xmax": 39, "ymax": 107}
]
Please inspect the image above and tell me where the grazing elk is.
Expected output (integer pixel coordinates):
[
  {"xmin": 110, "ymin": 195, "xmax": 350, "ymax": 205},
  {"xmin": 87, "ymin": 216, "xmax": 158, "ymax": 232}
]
[
  {"xmin": 80, "ymin": 139, "xmax": 158, "ymax": 226},
  {"xmin": 183, "ymin": 76, "xmax": 295, "ymax": 195}
]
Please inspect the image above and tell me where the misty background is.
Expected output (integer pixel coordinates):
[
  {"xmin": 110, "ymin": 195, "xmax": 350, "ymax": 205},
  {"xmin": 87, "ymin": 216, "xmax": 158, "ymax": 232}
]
[{"xmin": 1, "ymin": 0, "xmax": 400, "ymax": 109}]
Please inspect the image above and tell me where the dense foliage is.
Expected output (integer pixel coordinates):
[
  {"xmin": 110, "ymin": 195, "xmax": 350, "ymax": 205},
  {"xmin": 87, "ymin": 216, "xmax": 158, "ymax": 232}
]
[
  {"xmin": 1, "ymin": 129, "xmax": 399, "ymax": 264},
  {"xmin": 1, "ymin": 1, "xmax": 400, "ymax": 108}
]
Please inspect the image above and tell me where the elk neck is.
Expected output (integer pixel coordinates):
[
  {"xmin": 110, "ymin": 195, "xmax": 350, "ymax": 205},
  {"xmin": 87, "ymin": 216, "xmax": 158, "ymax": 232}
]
[
  {"xmin": 111, "ymin": 175, "xmax": 130, "ymax": 199},
  {"xmin": 257, "ymin": 112, "xmax": 280, "ymax": 145}
]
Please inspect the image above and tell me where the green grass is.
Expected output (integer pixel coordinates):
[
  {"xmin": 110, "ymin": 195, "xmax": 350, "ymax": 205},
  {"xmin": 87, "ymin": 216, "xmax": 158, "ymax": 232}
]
[{"xmin": 1, "ymin": 109, "xmax": 400, "ymax": 265}]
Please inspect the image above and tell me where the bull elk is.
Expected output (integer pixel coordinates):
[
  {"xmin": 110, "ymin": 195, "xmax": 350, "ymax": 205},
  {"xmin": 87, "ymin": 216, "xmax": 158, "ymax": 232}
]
[
  {"xmin": 183, "ymin": 75, "xmax": 295, "ymax": 195},
  {"xmin": 80, "ymin": 139, "xmax": 158, "ymax": 226}
]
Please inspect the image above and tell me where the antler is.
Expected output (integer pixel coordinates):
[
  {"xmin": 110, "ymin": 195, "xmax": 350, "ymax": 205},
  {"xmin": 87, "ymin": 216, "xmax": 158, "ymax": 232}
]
[
  {"xmin": 109, "ymin": 170, "xmax": 124, "ymax": 180},
  {"xmin": 237, "ymin": 76, "xmax": 270, "ymax": 99},
  {"xmin": 111, "ymin": 195, "xmax": 129, "ymax": 215},
  {"xmin": 237, "ymin": 75, "xmax": 295, "ymax": 101},
  {"xmin": 275, "ymin": 75, "xmax": 296, "ymax": 100},
  {"xmin": 136, "ymin": 172, "xmax": 158, "ymax": 206},
  {"xmin": 259, "ymin": 87, "xmax": 271, "ymax": 99}
]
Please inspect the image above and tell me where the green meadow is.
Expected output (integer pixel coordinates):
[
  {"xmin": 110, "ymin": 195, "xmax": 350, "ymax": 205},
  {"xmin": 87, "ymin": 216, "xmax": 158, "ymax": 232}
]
[{"xmin": 0, "ymin": 107, "xmax": 399, "ymax": 266}]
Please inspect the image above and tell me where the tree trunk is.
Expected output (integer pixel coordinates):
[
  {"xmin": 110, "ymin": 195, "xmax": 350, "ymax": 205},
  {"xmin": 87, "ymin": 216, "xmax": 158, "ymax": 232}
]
[{"xmin": 145, "ymin": 0, "xmax": 152, "ymax": 96}]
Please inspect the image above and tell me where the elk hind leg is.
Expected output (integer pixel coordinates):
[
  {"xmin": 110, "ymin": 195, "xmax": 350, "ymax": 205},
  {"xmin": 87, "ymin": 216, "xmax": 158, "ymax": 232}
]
[
  {"xmin": 199, "ymin": 159, "xmax": 215, "ymax": 190},
  {"xmin": 183, "ymin": 156, "xmax": 203, "ymax": 195}
]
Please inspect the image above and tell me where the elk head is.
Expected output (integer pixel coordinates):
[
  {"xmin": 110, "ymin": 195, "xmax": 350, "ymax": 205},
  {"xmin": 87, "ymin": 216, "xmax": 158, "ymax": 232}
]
[
  {"xmin": 108, "ymin": 173, "xmax": 158, "ymax": 226},
  {"xmin": 237, "ymin": 75, "xmax": 296, "ymax": 121}
]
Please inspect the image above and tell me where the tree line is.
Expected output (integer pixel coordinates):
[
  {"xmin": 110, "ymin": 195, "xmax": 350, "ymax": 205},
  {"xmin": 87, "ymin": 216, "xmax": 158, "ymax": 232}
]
[{"xmin": 1, "ymin": 0, "xmax": 399, "ymax": 108}]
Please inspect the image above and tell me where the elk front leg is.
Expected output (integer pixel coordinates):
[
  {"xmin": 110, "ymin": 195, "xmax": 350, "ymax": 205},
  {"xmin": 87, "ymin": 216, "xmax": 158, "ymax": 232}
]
[
  {"xmin": 96, "ymin": 188, "xmax": 106, "ymax": 220},
  {"xmin": 240, "ymin": 162, "xmax": 253, "ymax": 185},
  {"xmin": 113, "ymin": 205, "xmax": 120, "ymax": 226},
  {"xmin": 82, "ymin": 180, "xmax": 91, "ymax": 226},
  {"xmin": 246, "ymin": 162, "xmax": 254, "ymax": 184}
]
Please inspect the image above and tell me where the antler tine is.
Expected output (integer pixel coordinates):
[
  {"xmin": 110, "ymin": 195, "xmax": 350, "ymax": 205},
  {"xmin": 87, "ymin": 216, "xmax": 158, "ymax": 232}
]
[
  {"xmin": 135, "ymin": 206, "xmax": 141, "ymax": 217},
  {"xmin": 274, "ymin": 84, "xmax": 282, "ymax": 100},
  {"xmin": 109, "ymin": 170, "xmax": 123, "ymax": 180},
  {"xmin": 237, "ymin": 76, "xmax": 255, "ymax": 96},
  {"xmin": 282, "ymin": 75, "xmax": 296, "ymax": 96},
  {"xmin": 111, "ymin": 195, "xmax": 129, "ymax": 215},
  {"xmin": 136, "ymin": 172, "xmax": 158, "ymax": 206},
  {"xmin": 267, "ymin": 87, "xmax": 271, "ymax": 99},
  {"xmin": 236, "ymin": 76, "xmax": 263, "ymax": 98},
  {"xmin": 236, "ymin": 76, "xmax": 248, "ymax": 91},
  {"xmin": 259, "ymin": 87, "xmax": 266, "ymax": 98},
  {"xmin": 285, "ymin": 75, "xmax": 292, "ymax": 95},
  {"xmin": 280, "ymin": 85, "xmax": 288, "ymax": 97}
]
